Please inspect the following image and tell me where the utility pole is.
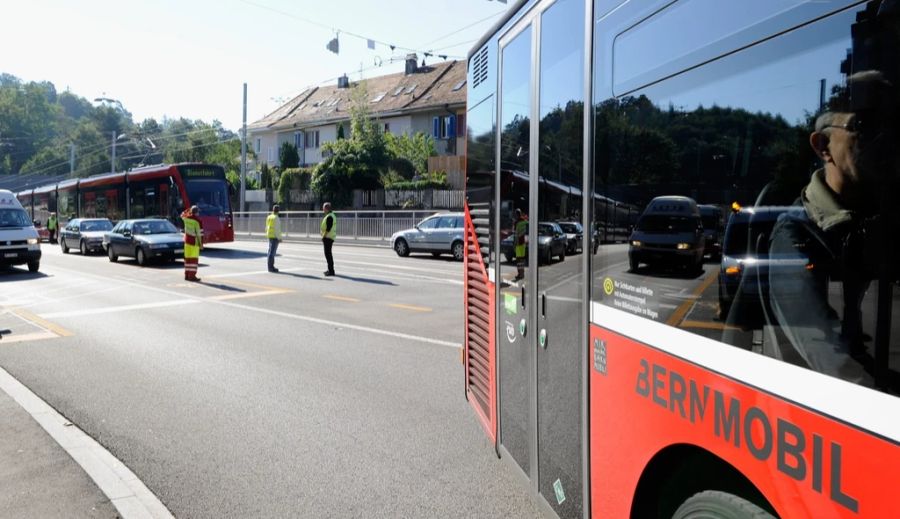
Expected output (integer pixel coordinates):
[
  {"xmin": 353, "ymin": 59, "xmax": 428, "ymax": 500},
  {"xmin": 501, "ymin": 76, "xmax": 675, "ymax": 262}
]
[
  {"xmin": 110, "ymin": 131, "xmax": 117, "ymax": 174},
  {"xmin": 241, "ymin": 83, "xmax": 247, "ymax": 213},
  {"xmin": 69, "ymin": 144, "xmax": 76, "ymax": 176}
]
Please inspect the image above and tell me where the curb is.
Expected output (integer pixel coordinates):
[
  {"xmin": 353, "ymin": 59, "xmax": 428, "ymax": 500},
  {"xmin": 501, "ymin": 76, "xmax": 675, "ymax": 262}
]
[{"xmin": 0, "ymin": 367, "xmax": 173, "ymax": 519}]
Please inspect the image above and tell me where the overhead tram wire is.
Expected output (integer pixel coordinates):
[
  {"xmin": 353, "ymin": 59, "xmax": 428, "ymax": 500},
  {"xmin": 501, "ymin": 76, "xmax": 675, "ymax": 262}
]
[{"xmin": 417, "ymin": 10, "xmax": 505, "ymax": 49}]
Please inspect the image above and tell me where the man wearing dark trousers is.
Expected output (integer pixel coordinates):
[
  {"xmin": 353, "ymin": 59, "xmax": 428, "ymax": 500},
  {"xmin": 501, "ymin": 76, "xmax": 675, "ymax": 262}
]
[{"xmin": 321, "ymin": 202, "xmax": 337, "ymax": 276}]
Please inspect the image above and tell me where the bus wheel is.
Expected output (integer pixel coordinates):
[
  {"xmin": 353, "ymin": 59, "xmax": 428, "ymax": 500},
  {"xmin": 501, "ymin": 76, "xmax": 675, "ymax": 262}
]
[{"xmin": 673, "ymin": 491, "xmax": 774, "ymax": 519}]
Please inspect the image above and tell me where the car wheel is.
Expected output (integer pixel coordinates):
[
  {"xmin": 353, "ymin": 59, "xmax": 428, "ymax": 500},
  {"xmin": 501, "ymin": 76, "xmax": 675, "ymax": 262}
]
[
  {"xmin": 451, "ymin": 241, "xmax": 464, "ymax": 261},
  {"xmin": 61, "ymin": 239, "xmax": 69, "ymax": 254},
  {"xmin": 136, "ymin": 247, "xmax": 147, "ymax": 266},
  {"xmin": 394, "ymin": 238, "xmax": 410, "ymax": 257},
  {"xmin": 27, "ymin": 261, "xmax": 39, "ymax": 273},
  {"xmin": 629, "ymin": 257, "xmax": 639, "ymax": 272},
  {"xmin": 542, "ymin": 248, "xmax": 552, "ymax": 264},
  {"xmin": 718, "ymin": 284, "xmax": 731, "ymax": 321},
  {"xmin": 505, "ymin": 253, "xmax": 514, "ymax": 263},
  {"xmin": 673, "ymin": 491, "xmax": 774, "ymax": 519},
  {"xmin": 80, "ymin": 240, "xmax": 88, "ymax": 256},
  {"xmin": 558, "ymin": 248, "xmax": 565, "ymax": 262},
  {"xmin": 108, "ymin": 246, "xmax": 118, "ymax": 262}
]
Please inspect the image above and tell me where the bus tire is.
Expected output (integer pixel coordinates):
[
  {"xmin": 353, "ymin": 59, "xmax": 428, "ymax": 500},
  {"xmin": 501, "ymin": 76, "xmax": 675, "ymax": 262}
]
[{"xmin": 673, "ymin": 491, "xmax": 774, "ymax": 519}]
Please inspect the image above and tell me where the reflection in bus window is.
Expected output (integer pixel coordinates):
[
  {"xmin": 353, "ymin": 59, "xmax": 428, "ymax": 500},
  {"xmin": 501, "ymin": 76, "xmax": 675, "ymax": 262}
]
[{"xmin": 592, "ymin": 2, "xmax": 899, "ymax": 394}]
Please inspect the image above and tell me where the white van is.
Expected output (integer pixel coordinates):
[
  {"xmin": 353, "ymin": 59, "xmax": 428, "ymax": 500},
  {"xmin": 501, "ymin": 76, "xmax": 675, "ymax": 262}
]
[
  {"xmin": 0, "ymin": 189, "xmax": 41, "ymax": 272},
  {"xmin": 628, "ymin": 195, "xmax": 704, "ymax": 272}
]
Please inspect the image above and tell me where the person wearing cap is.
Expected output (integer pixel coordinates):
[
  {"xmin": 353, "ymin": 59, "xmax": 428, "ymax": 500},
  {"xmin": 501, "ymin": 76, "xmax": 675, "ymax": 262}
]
[
  {"xmin": 181, "ymin": 205, "xmax": 203, "ymax": 282},
  {"xmin": 266, "ymin": 204, "xmax": 283, "ymax": 273}
]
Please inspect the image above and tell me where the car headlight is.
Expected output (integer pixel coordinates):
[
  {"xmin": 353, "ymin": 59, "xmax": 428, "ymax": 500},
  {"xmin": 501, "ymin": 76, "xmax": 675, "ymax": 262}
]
[
  {"xmin": 149, "ymin": 243, "xmax": 168, "ymax": 249},
  {"xmin": 27, "ymin": 238, "xmax": 39, "ymax": 245},
  {"xmin": 631, "ymin": 240, "xmax": 642, "ymax": 247},
  {"xmin": 677, "ymin": 242, "xmax": 692, "ymax": 250}
]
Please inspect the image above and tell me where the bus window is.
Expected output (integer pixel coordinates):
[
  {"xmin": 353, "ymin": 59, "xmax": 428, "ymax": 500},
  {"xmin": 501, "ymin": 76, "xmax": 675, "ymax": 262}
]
[{"xmin": 591, "ymin": 3, "xmax": 900, "ymax": 394}]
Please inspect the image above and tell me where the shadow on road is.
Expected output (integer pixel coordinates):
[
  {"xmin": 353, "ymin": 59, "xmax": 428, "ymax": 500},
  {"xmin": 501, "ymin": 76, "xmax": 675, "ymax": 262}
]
[
  {"xmin": 332, "ymin": 274, "xmax": 396, "ymax": 286},
  {"xmin": 202, "ymin": 248, "xmax": 267, "ymax": 260}
]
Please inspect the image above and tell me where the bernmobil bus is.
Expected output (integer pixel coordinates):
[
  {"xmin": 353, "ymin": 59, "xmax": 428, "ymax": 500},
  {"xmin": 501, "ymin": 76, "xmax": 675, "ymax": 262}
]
[{"xmin": 461, "ymin": 1, "xmax": 900, "ymax": 517}]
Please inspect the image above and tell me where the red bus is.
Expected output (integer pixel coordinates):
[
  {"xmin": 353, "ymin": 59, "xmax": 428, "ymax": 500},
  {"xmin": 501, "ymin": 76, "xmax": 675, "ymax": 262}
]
[
  {"xmin": 463, "ymin": 1, "xmax": 900, "ymax": 517},
  {"xmin": 17, "ymin": 163, "xmax": 234, "ymax": 243}
]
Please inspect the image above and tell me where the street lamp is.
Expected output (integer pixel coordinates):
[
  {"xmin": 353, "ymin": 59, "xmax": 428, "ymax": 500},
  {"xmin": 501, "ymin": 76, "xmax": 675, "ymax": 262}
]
[{"xmin": 110, "ymin": 132, "xmax": 128, "ymax": 174}]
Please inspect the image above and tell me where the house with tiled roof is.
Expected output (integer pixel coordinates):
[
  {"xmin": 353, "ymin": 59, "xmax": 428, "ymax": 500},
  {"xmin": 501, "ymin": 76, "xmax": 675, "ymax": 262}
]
[{"xmin": 248, "ymin": 55, "xmax": 466, "ymax": 173}]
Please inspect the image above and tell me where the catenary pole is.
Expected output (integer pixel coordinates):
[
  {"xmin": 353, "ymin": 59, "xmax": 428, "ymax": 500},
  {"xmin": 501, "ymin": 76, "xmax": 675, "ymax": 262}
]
[{"xmin": 241, "ymin": 83, "xmax": 247, "ymax": 213}]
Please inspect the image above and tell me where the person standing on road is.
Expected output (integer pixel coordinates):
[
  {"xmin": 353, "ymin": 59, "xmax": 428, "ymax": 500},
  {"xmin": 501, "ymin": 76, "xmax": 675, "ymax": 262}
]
[
  {"xmin": 47, "ymin": 212, "xmax": 58, "ymax": 244},
  {"xmin": 321, "ymin": 202, "xmax": 336, "ymax": 276},
  {"xmin": 181, "ymin": 205, "xmax": 203, "ymax": 282},
  {"xmin": 266, "ymin": 204, "xmax": 283, "ymax": 273}
]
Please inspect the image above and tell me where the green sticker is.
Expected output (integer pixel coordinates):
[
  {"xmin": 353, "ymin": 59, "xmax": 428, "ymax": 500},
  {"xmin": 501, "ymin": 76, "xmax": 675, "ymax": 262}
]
[
  {"xmin": 553, "ymin": 478, "xmax": 566, "ymax": 505},
  {"xmin": 504, "ymin": 293, "xmax": 518, "ymax": 315}
]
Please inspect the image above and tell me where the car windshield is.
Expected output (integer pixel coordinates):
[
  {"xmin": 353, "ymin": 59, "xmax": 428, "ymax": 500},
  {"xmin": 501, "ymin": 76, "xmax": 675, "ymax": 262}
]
[
  {"xmin": 538, "ymin": 224, "xmax": 557, "ymax": 236},
  {"xmin": 133, "ymin": 221, "xmax": 178, "ymax": 235},
  {"xmin": 700, "ymin": 215, "xmax": 720, "ymax": 230},
  {"xmin": 81, "ymin": 220, "xmax": 112, "ymax": 232},
  {"xmin": 637, "ymin": 215, "xmax": 698, "ymax": 233},
  {"xmin": 0, "ymin": 208, "xmax": 31, "ymax": 228},
  {"xmin": 723, "ymin": 219, "xmax": 779, "ymax": 257},
  {"xmin": 558, "ymin": 223, "xmax": 581, "ymax": 233}
]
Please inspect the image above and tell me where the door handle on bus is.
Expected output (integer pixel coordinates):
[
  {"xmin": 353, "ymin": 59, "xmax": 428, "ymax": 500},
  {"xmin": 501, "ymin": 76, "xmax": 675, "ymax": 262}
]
[
  {"xmin": 541, "ymin": 293, "xmax": 546, "ymax": 318},
  {"xmin": 521, "ymin": 286, "xmax": 525, "ymax": 308}
]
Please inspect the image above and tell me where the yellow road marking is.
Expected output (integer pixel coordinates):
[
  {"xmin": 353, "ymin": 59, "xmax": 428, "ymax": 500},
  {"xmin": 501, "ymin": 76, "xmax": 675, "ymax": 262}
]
[
  {"xmin": 0, "ymin": 331, "xmax": 57, "ymax": 344},
  {"xmin": 323, "ymin": 295, "xmax": 361, "ymax": 303},
  {"xmin": 665, "ymin": 271, "xmax": 719, "ymax": 327},
  {"xmin": 208, "ymin": 289, "xmax": 293, "ymax": 301},
  {"xmin": 388, "ymin": 303, "xmax": 432, "ymax": 313},
  {"xmin": 218, "ymin": 279, "xmax": 285, "ymax": 292},
  {"xmin": 8, "ymin": 307, "xmax": 74, "ymax": 337},
  {"xmin": 679, "ymin": 320, "xmax": 742, "ymax": 331}
]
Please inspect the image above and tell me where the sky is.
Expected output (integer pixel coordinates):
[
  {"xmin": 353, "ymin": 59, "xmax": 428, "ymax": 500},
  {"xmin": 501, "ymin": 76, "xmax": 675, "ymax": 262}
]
[{"xmin": 1, "ymin": 0, "xmax": 511, "ymax": 131}]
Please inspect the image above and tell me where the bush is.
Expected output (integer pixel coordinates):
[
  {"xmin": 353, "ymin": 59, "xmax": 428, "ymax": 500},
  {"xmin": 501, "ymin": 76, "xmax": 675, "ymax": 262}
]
[
  {"xmin": 385, "ymin": 171, "xmax": 448, "ymax": 190},
  {"xmin": 279, "ymin": 142, "xmax": 300, "ymax": 168},
  {"xmin": 277, "ymin": 167, "xmax": 313, "ymax": 204}
]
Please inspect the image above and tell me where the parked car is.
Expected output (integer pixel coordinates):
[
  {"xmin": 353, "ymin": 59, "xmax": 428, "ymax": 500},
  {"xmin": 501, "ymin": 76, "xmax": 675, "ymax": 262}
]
[
  {"xmin": 391, "ymin": 213, "xmax": 465, "ymax": 260},
  {"xmin": 104, "ymin": 219, "xmax": 184, "ymax": 266},
  {"xmin": 557, "ymin": 221, "xmax": 583, "ymax": 254},
  {"xmin": 60, "ymin": 218, "xmax": 113, "ymax": 255},
  {"xmin": 698, "ymin": 204, "xmax": 724, "ymax": 260},
  {"xmin": 628, "ymin": 196, "xmax": 705, "ymax": 272},
  {"xmin": 718, "ymin": 205, "xmax": 807, "ymax": 320},
  {"xmin": 501, "ymin": 221, "xmax": 567, "ymax": 264}
]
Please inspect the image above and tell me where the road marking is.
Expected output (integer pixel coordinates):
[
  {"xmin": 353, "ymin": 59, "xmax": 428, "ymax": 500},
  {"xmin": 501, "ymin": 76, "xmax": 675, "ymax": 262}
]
[
  {"xmin": 0, "ymin": 367, "xmax": 174, "ymax": 519},
  {"xmin": 665, "ymin": 271, "xmax": 718, "ymax": 327},
  {"xmin": 324, "ymin": 294, "xmax": 361, "ymax": 303},
  {"xmin": 388, "ymin": 303, "xmax": 432, "ymax": 312},
  {"xmin": 209, "ymin": 289, "xmax": 292, "ymax": 301},
  {"xmin": 8, "ymin": 307, "xmax": 74, "ymax": 337},
  {"xmin": 679, "ymin": 320, "xmax": 741, "ymax": 331},
  {"xmin": 41, "ymin": 300, "xmax": 198, "ymax": 319},
  {"xmin": 0, "ymin": 331, "xmax": 57, "ymax": 343}
]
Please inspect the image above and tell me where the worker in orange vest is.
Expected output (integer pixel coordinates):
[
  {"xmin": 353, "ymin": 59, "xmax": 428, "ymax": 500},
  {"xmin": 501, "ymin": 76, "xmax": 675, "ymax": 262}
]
[{"xmin": 181, "ymin": 205, "xmax": 203, "ymax": 281}]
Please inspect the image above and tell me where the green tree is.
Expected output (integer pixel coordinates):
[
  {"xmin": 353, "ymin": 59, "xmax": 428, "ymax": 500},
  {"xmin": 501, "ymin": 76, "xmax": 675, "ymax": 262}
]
[{"xmin": 279, "ymin": 142, "xmax": 300, "ymax": 168}]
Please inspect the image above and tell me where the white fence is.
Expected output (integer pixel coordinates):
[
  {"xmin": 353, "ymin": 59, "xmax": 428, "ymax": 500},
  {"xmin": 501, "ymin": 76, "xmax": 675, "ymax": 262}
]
[{"xmin": 233, "ymin": 210, "xmax": 451, "ymax": 244}]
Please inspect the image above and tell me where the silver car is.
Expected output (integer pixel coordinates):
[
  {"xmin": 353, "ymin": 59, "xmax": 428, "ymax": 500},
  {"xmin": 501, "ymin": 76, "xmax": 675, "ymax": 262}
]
[{"xmin": 391, "ymin": 213, "xmax": 466, "ymax": 260}]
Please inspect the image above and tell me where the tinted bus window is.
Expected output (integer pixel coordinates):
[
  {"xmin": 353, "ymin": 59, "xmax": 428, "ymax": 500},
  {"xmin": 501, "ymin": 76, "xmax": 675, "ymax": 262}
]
[
  {"xmin": 465, "ymin": 96, "xmax": 495, "ymax": 267},
  {"xmin": 591, "ymin": 3, "xmax": 900, "ymax": 394}
]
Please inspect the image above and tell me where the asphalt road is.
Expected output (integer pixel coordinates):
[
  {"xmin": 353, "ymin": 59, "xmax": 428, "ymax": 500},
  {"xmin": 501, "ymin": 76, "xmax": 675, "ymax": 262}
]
[{"xmin": 0, "ymin": 240, "xmax": 545, "ymax": 518}]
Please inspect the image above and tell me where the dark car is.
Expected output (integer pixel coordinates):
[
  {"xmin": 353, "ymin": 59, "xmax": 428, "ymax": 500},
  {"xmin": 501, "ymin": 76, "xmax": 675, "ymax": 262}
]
[
  {"xmin": 60, "ymin": 218, "xmax": 113, "ymax": 255},
  {"xmin": 557, "ymin": 221, "xmax": 583, "ymax": 254},
  {"xmin": 104, "ymin": 219, "xmax": 184, "ymax": 266},
  {"xmin": 501, "ymin": 222, "xmax": 567, "ymax": 264},
  {"xmin": 717, "ymin": 206, "xmax": 807, "ymax": 320},
  {"xmin": 698, "ymin": 205, "xmax": 724, "ymax": 261}
]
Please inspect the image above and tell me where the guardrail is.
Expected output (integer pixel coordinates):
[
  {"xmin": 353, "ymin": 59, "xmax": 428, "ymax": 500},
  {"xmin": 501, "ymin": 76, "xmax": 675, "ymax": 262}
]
[{"xmin": 233, "ymin": 210, "xmax": 452, "ymax": 244}]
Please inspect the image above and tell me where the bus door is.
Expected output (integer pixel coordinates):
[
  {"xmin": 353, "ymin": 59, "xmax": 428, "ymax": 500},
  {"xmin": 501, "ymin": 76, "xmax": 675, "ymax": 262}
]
[{"xmin": 497, "ymin": 0, "xmax": 585, "ymax": 516}]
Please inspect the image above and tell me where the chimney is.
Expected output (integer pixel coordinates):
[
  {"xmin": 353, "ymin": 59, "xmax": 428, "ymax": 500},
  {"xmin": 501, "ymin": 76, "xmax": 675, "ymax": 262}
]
[
  {"xmin": 405, "ymin": 53, "xmax": 418, "ymax": 75},
  {"xmin": 337, "ymin": 74, "xmax": 349, "ymax": 89}
]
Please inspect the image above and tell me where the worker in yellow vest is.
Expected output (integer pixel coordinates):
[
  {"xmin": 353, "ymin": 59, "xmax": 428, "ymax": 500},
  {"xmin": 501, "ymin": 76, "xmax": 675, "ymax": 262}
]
[
  {"xmin": 47, "ymin": 212, "xmax": 58, "ymax": 244},
  {"xmin": 320, "ymin": 202, "xmax": 337, "ymax": 276},
  {"xmin": 181, "ymin": 205, "xmax": 202, "ymax": 282},
  {"xmin": 514, "ymin": 209, "xmax": 527, "ymax": 281},
  {"xmin": 266, "ymin": 204, "xmax": 282, "ymax": 273}
]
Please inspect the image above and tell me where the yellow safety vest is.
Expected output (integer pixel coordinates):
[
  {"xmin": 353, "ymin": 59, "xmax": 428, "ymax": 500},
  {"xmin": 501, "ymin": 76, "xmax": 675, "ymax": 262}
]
[
  {"xmin": 48, "ymin": 215, "xmax": 57, "ymax": 230},
  {"xmin": 182, "ymin": 216, "xmax": 202, "ymax": 259},
  {"xmin": 515, "ymin": 219, "xmax": 527, "ymax": 258},
  {"xmin": 266, "ymin": 213, "xmax": 281, "ymax": 239},
  {"xmin": 321, "ymin": 212, "xmax": 337, "ymax": 240}
]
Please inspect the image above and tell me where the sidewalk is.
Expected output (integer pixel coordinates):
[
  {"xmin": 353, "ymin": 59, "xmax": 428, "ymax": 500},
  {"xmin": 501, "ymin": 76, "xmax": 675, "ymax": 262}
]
[{"xmin": 0, "ymin": 388, "xmax": 117, "ymax": 518}]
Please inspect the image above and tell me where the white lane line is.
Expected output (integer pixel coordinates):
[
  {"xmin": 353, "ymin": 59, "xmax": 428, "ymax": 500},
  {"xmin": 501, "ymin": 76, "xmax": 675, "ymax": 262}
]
[
  {"xmin": 0, "ymin": 367, "xmax": 174, "ymax": 519},
  {"xmin": 45, "ymin": 265, "xmax": 461, "ymax": 349},
  {"xmin": 42, "ymin": 299, "xmax": 198, "ymax": 319}
]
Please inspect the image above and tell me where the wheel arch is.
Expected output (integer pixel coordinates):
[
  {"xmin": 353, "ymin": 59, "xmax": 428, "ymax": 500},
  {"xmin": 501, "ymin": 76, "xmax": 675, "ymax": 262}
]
[{"xmin": 630, "ymin": 443, "xmax": 777, "ymax": 518}]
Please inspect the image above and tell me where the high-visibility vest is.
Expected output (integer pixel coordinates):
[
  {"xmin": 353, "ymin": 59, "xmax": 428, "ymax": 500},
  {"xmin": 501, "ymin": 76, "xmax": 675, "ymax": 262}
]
[
  {"xmin": 48, "ymin": 215, "xmax": 57, "ymax": 230},
  {"xmin": 321, "ymin": 212, "xmax": 337, "ymax": 240},
  {"xmin": 182, "ymin": 215, "xmax": 202, "ymax": 259},
  {"xmin": 515, "ymin": 219, "xmax": 527, "ymax": 258},
  {"xmin": 266, "ymin": 213, "xmax": 282, "ymax": 239}
]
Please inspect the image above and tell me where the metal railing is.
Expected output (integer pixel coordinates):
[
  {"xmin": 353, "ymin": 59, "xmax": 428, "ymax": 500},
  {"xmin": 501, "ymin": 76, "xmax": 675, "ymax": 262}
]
[{"xmin": 232, "ymin": 210, "xmax": 453, "ymax": 244}]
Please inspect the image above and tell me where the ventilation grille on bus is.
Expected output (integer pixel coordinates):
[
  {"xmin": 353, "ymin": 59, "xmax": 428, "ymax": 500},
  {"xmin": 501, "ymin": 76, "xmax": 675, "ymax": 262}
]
[
  {"xmin": 465, "ymin": 207, "xmax": 493, "ymax": 429},
  {"xmin": 471, "ymin": 47, "xmax": 489, "ymax": 89}
]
